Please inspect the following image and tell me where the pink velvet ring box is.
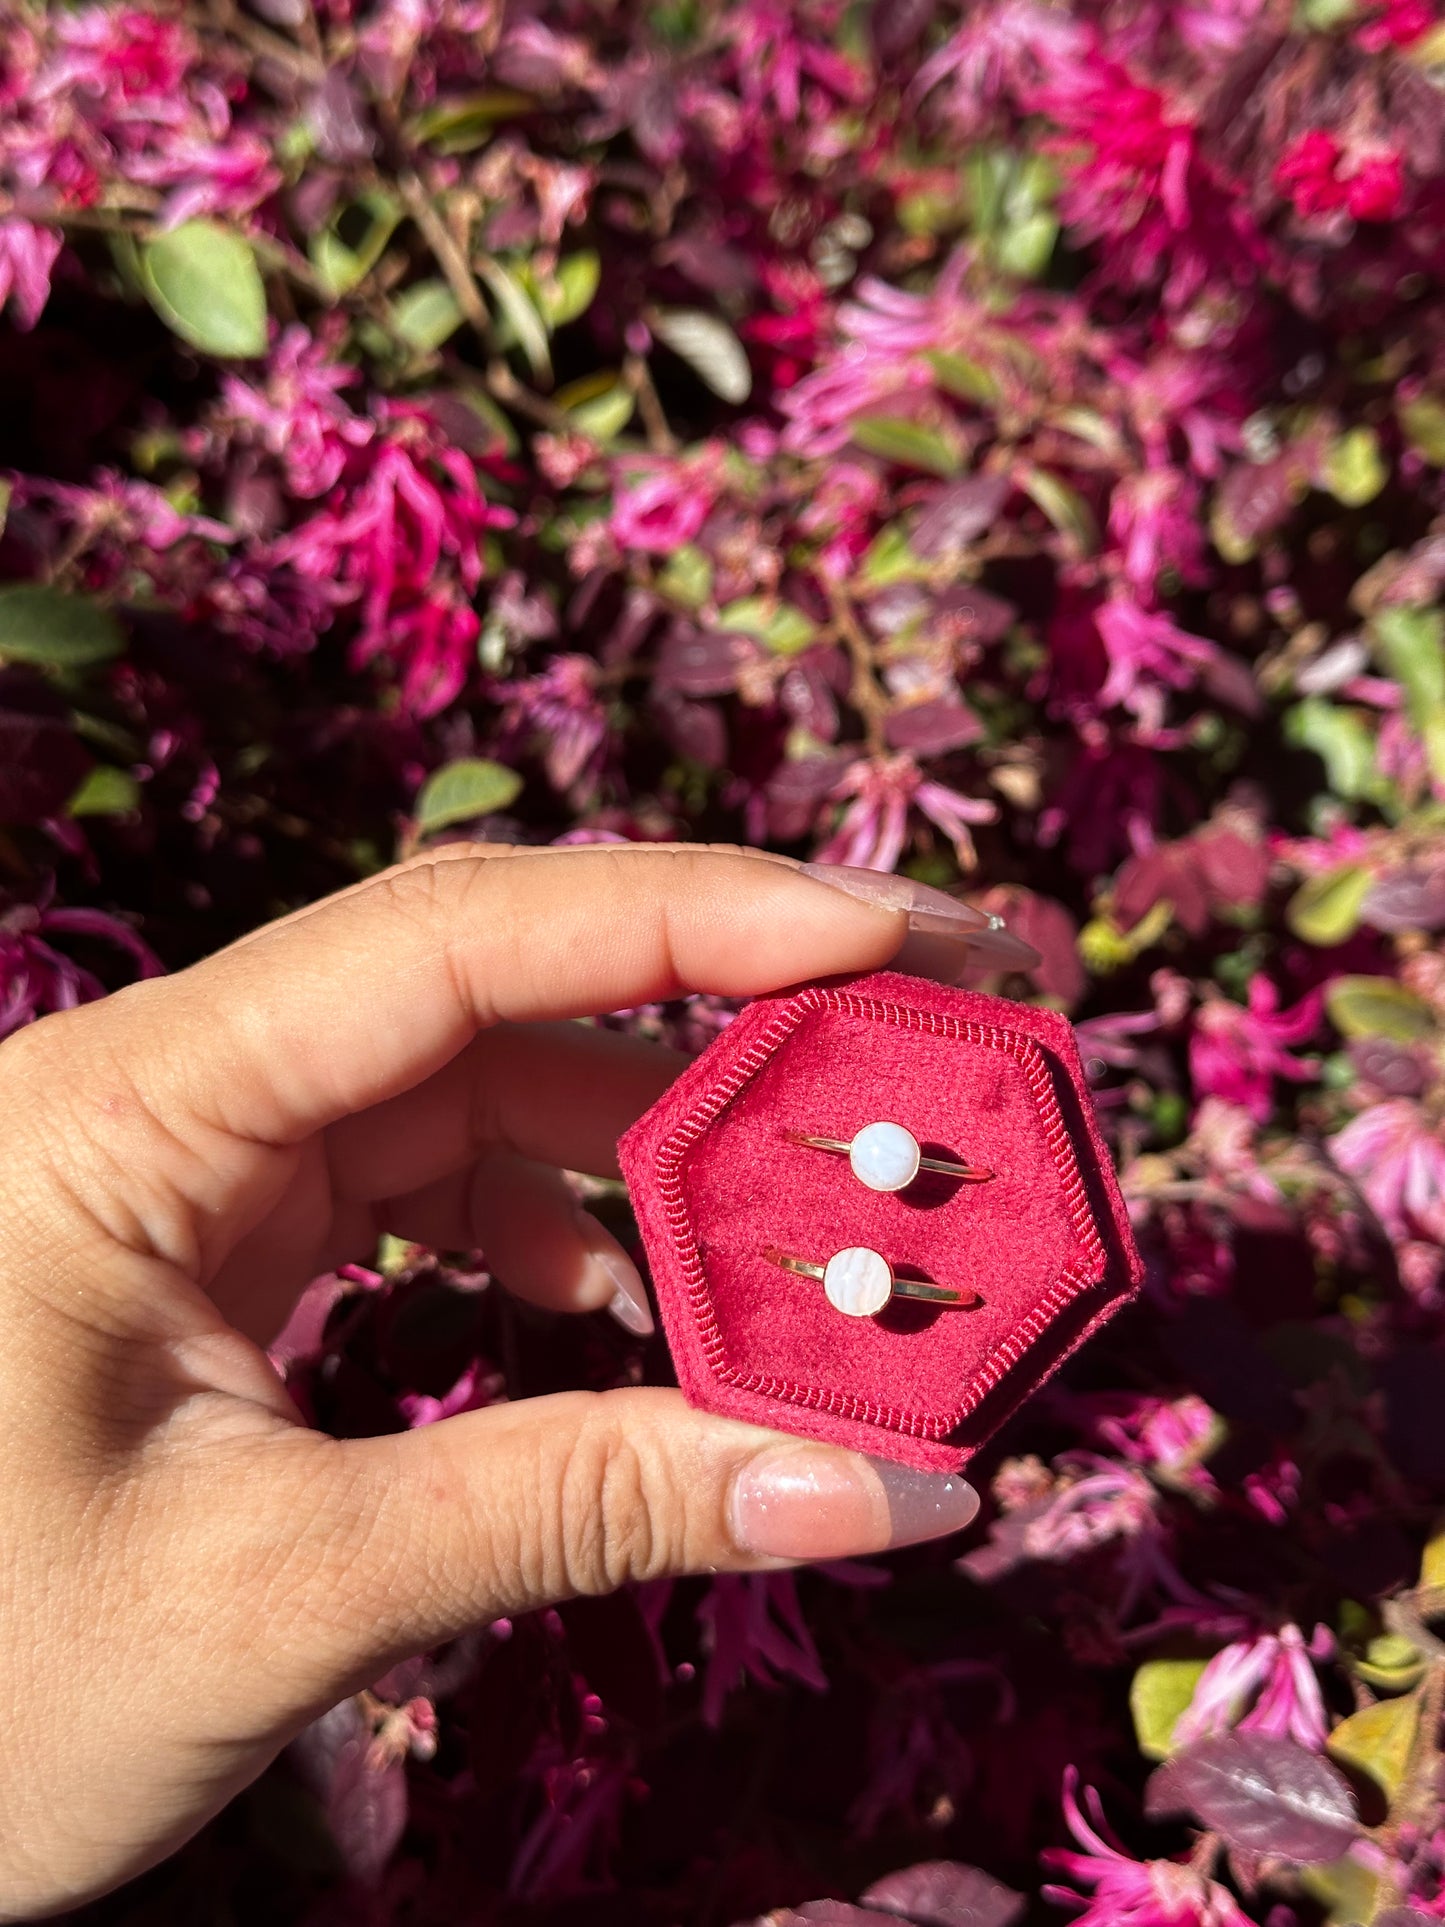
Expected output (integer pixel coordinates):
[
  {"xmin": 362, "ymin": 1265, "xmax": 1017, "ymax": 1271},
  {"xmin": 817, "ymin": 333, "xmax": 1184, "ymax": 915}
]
[{"xmin": 618, "ymin": 969, "xmax": 1144, "ymax": 1473}]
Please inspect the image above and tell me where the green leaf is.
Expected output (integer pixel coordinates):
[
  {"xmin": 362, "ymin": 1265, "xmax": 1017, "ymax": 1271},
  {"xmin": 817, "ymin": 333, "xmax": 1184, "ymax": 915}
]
[
  {"xmin": 414, "ymin": 758, "xmax": 523, "ymax": 835},
  {"xmin": 1353, "ymin": 1632, "xmax": 1426, "ymax": 1692},
  {"xmin": 410, "ymin": 88, "xmax": 536, "ymax": 153},
  {"xmin": 1283, "ymin": 698, "xmax": 1384, "ymax": 802},
  {"xmin": 1017, "ymin": 465, "xmax": 1098, "ymax": 551},
  {"xmin": 1400, "ymin": 395, "xmax": 1445, "ymax": 466},
  {"xmin": 66, "ymin": 766, "xmax": 140, "ymax": 817},
  {"xmin": 555, "ymin": 374, "xmax": 636, "ymax": 443},
  {"xmin": 1129, "ymin": 1658, "xmax": 1208, "ymax": 1761},
  {"xmin": 1325, "ymin": 975, "xmax": 1435, "ymax": 1042},
  {"xmin": 656, "ymin": 544, "xmax": 713, "ymax": 609},
  {"xmin": 0, "ymin": 585, "xmax": 126, "ymax": 668},
  {"xmin": 141, "ymin": 222, "xmax": 267, "ymax": 358},
  {"xmin": 1327, "ymin": 1694, "xmax": 1419, "ymax": 1801},
  {"xmin": 392, "ymin": 278, "xmax": 464, "ymax": 353},
  {"xmin": 651, "ymin": 309, "xmax": 752, "ymax": 404},
  {"xmin": 717, "ymin": 596, "xmax": 817, "ymax": 655},
  {"xmin": 927, "ymin": 352, "xmax": 999, "ymax": 405},
  {"xmin": 310, "ymin": 192, "xmax": 402, "ymax": 297},
  {"xmin": 476, "ymin": 255, "xmax": 552, "ymax": 382},
  {"xmin": 1371, "ymin": 607, "xmax": 1445, "ymax": 729},
  {"xmin": 1323, "ymin": 427, "xmax": 1388, "ymax": 507},
  {"xmin": 1301, "ymin": 1855, "xmax": 1379, "ymax": 1927},
  {"xmin": 861, "ymin": 524, "xmax": 932, "ymax": 586},
  {"xmin": 853, "ymin": 416, "xmax": 962, "ymax": 477},
  {"xmin": 541, "ymin": 251, "xmax": 601, "ymax": 327},
  {"xmin": 1287, "ymin": 864, "xmax": 1373, "ymax": 946},
  {"xmin": 996, "ymin": 210, "xmax": 1057, "ymax": 279}
]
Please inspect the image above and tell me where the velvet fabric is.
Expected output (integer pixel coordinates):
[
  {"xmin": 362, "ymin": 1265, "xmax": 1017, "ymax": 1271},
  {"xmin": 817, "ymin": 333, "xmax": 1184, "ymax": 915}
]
[{"xmin": 619, "ymin": 971, "xmax": 1143, "ymax": 1471}]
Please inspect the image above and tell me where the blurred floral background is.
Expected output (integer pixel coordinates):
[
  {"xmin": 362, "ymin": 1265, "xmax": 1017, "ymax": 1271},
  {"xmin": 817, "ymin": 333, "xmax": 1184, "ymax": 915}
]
[{"xmin": 4, "ymin": 0, "xmax": 1445, "ymax": 1920}]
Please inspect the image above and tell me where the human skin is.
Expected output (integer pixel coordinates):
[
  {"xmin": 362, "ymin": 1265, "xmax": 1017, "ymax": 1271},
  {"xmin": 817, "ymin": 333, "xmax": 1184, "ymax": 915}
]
[{"xmin": 0, "ymin": 843, "xmax": 990, "ymax": 1917}]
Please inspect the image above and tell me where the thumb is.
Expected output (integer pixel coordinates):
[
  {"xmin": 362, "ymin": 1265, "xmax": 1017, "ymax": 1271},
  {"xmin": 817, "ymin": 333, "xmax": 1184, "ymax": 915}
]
[{"xmin": 270, "ymin": 1389, "xmax": 977, "ymax": 1686}]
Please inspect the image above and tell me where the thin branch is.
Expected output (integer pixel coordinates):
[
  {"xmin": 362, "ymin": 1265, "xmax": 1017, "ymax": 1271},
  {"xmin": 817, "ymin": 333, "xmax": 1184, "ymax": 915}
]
[
  {"xmin": 397, "ymin": 172, "xmax": 490, "ymax": 341},
  {"xmin": 624, "ymin": 352, "xmax": 678, "ymax": 454},
  {"xmin": 828, "ymin": 586, "xmax": 892, "ymax": 755}
]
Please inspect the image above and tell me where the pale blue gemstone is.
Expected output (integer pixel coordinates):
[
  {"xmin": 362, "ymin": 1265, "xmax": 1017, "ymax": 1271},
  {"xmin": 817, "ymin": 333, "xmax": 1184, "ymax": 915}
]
[{"xmin": 849, "ymin": 1121, "xmax": 921, "ymax": 1193}]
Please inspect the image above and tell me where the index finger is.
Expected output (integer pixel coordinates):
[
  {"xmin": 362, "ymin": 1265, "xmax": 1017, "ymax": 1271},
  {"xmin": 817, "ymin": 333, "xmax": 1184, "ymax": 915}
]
[{"xmin": 111, "ymin": 844, "xmax": 909, "ymax": 1150}]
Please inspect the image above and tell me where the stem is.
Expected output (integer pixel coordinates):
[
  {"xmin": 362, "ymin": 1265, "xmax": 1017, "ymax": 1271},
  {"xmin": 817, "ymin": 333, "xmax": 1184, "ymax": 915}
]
[
  {"xmin": 624, "ymin": 352, "xmax": 677, "ymax": 454},
  {"xmin": 398, "ymin": 173, "xmax": 490, "ymax": 342},
  {"xmin": 828, "ymin": 587, "xmax": 892, "ymax": 755}
]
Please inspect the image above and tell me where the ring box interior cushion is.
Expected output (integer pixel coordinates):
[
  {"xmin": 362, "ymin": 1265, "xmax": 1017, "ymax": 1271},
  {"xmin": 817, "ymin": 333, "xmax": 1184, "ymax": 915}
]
[{"xmin": 619, "ymin": 969, "xmax": 1143, "ymax": 1473}]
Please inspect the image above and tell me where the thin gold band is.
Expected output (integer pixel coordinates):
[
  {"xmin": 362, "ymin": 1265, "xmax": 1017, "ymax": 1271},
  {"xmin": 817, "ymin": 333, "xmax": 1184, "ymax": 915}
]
[
  {"xmin": 791, "ymin": 1134, "xmax": 992, "ymax": 1182},
  {"xmin": 768, "ymin": 1249, "xmax": 980, "ymax": 1310}
]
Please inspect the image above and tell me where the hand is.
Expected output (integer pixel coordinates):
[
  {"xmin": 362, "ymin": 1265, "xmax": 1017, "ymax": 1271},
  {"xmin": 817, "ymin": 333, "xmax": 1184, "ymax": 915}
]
[{"xmin": 0, "ymin": 844, "xmax": 985, "ymax": 1917}]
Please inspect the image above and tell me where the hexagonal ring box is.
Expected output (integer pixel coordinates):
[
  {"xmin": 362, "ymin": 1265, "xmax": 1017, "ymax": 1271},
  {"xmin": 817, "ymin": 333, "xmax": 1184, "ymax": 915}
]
[{"xmin": 619, "ymin": 970, "xmax": 1143, "ymax": 1472}]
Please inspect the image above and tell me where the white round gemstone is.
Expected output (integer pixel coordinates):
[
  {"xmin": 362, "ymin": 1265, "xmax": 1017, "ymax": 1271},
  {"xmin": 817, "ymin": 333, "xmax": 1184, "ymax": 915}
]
[
  {"xmin": 849, "ymin": 1121, "xmax": 921, "ymax": 1193},
  {"xmin": 823, "ymin": 1246, "xmax": 894, "ymax": 1318}
]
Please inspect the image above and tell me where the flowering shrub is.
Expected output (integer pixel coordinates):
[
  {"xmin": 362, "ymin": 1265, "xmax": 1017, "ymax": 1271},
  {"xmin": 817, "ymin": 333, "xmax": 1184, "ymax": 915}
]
[{"xmin": 5, "ymin": 0, "xmax": 1445, "ymax": 1920}]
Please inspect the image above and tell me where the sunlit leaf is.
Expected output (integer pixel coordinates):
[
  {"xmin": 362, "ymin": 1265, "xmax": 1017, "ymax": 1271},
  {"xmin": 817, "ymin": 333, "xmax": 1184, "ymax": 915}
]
[
  {"xmin": 860, "ymin": 1861, "xmax": 1025, "ymax": 1927},
  {"xmin": 853, "ymin": 417, "xmax": 962, "ymax": 477},
  {"xmin": 410, "ymin": 88, "xmax": 536, "ymax": 153},
  {"xmin": 556, "ymin": 372, "xmax": 635, "ymax": 441},
  {"xmin": 1327, "ymin": 1694, "xmax": 1419, "ymax": 1801},
  {"xmin": 1400, "ymin": 395, "xmax": 1445, "ymax": 466},
  {"xmin": 1325, "ymin": 975, "xmax": 1434, "ymax": 1042},
  {"xmin": 0, "ymin": 585, "xmax": 126, "ymax": 668},
  {"xmin": 1130, "ymin": 1658, "xmax": 1208, "ymax": 1761},
  {"xmin": 717, "ymin": 596, "xmax": 817, "ymax": 655},
  {"xmin": 1301, "ymin": 1854, "xmax": 1380, "ymax": 1927},
  {"xmin": 311, "ymin": 191, "xmax": 402, "ymax": 297},
  {"xmin": 141, "ymin": 222, "xmax": 267, "ymax": 358},
  {"xmin": 927, "ymin": 352, "xmax": 999, "ymax": 405},
  {"xmin": 1283, "ymin": 699, "xmax": 1385, "ymax": 803},
  {"xmin": 393, "ymin": 278, "xmax": 464, "ymax": 353},
  {"xmin": 414, "ymin": 758, "xmax": 524, "ymax": 835},
  {"xmin": 66, "ymin": 765, "xmax": 141, "ymax": 816},
  {"xmin": 652, "ymin": 308, "xmax": 752, "ymax": 403},
  {"xmin": 1324, "ymin": 427, "xmax": 1388, "ymax": 507},
  {"xmin": 541, "ymin": 251, "xmax": 601, "ymax": 327},
  {"xmin": 1017, "ymin": 464, "xmax": 1097, "ymax": 551},
  {"xmin": 1287, "ymin": 865, "xmax": 1373, "ymax": 946},
  {"xmin": 656, "ymin": 544, "xmax": 713, "ymax": 608},
  {"xmin": 477, "ymin": 255, "xmax": 552, "ymax": 381}
]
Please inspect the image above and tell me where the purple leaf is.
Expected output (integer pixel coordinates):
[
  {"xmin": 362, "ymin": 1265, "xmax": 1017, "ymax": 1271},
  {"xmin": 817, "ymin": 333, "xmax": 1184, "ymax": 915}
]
[
  {"xmin": 1363, "ymin": 867, "xmax": 1445, "ymax": 933},
  {"xmin": 911, "ymin": 476, "xmax": 1009, "ymax": 557},
  {"xmin": 885, "ymin": 696, "xmax": 983, "ymax": 755},
  {"xmin": 656, "ymin": 623, "xmax": 754, "ymax": 696},
  {"xmin": 1145, "ymin": 1733, "xmax": 1358, "ymax": 1863},
  {"xmin": 861, "ymin": 1861, "xmax": 1025, "ymax": 1927}
]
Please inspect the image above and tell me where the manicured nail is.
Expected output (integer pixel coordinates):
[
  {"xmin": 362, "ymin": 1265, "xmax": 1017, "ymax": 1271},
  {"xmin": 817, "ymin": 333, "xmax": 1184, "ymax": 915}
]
[
  {"xmin": 574, "ymin": 1210, "xmax": 655, "ymax": 1335},
  {"xmin": 801, "ymin": 864, "xmax": 1041, "ymax": 971},
  {"xmin": 727, "ymin": 1447, "xmax": 977, "ymax": 1561}
]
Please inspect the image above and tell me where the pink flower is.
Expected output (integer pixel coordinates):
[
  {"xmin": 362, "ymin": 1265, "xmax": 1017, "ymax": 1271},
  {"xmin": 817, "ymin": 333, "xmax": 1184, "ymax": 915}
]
[
  {"xmin": 0, "ymin": 217, "xmax": 61, "ymax": 329},
  {"xmin": 912, "ymin": 1, "xmax": 1090, "ymax": 135},
  {"xmin": 697, "ymin": 1572, "xmax": 826, "ymax": 1729},
  {"xmin": 1355, "ymin": 0, "xmax": 1434, "ymax": 48},
  {"xmin": 609, "ymin": 446, "xmax": 727, "ymax": 553},
  {"xmin": 214, "ymin": 325, "xmax": 372, "ymax": 499},
  {"xmin": 818, "ymin": 753, "xmax": 997, "ymax": 872},
  {"xmin": 1093, "ymin": 596, "xmax": 1221, "ymax": 727},
  {"xmin": 1174, "ymin": 1624, "xmax": 1333, "ymax": 1753},
  {"xmin": 1189, "ymin": 976, "xmax": 1322, "ymax": 1123},
  {"xmin": 1095, "ymin": 1394, "xmax": 1218, "ymax": 1490},
  {"xmin": 497, "ymin": 655, "xmax": 611, "ymax": 798},
  {"xmin": 1, "ymin": 890, "xmax": 162, "ymax": 1041},
  {"xmin": 1276, "ymin": 131, "xmax": 1405, "ymax": 224},
  {"xmin": 277, "ymin": 403, "xmax": 514, "ymax": 714},
  {"xmin": 1046, "ymin": 1771, "xmax": 1260, "ymax": 1927},
  {"xmin": 1108, "ymin": 469, "xmax": 1205, "ymax": 603},
  {"xmin": 1021, "ymin": 1458, "xmax": 1195, "ymax": 1616},
  {"xmin": 1330, "ymin": 1099, "xmax": 1445, "ymax": 1245}
]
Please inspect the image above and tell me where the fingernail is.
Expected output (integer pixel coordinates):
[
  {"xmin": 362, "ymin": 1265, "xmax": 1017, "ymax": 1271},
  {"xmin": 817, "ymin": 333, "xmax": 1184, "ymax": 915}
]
[
  {"xmin": 728, "ymin": 1447, "xmax": 977, "ymax": 1561},
  {"xmin": 897, "ymin": 924, "xmax": 1042, "ymax": 980},
  {"xmin": 801, "ymin": 863, "xmax": 992, "ymax": 936},
  {"xmin": 574, "ymin": 1209, "xmax": 655, "ymax": 1335}
]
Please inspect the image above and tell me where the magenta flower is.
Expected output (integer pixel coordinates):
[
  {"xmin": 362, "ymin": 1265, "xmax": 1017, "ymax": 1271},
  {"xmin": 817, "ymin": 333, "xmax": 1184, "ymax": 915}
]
[
  {"xmin": 912, "ymin": 2, "xmax": 1090, "ymax": 135},
  {"xmin": 212, "ymin": 325, "xmax": 372, "ymax": 500},
  {"xmin": 1173, "ymin": 1624, "xmax": 1333, "ymax": 1753},
  {"xmin": 1093, "ymin": 596, "xmax": 1222, "ymax": 730},
  {"xmin": 1329, "ymin": 1100, "xmax": 1445, "ymax": 1246},
  {"xmin": 1276, "ymin": 131, "xmax": 1405, "ymax": 224},
  {"xmin": 1, "ymin": 890, "xmax": 162, "ymax": 1041},
  {"xmin": 817, "ymin": 752, "xmax": 997, "ymax": 872},
  {"xmin": 0, "ymin": 217, "xmax": 61, "ymax": 329},
  {"xmin": 1046, "ymin": 1771, "xmax": 1260, "ymax": 1927},
  {"xmin": 277, "ymin": 402, "xmax": 514, "ymax": 714},
  {"xmin": 697, "ymin": 1572, "xmax": 826, "ymax": 1729},
  {"xmin": 609, "ymin": 446, "xmax": 727, "ymax": 553},
  {"xmin": 1107, "ymin": 469, "xmax": 1205, "ymax": 604},
  {"xmin": 1189, "ymin": 977, "xmax": 1322, "ymax": 1124},
  {"xmin": 1021, "ymin": 1458, "xmax": 1195, "ymax": 1616}
]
